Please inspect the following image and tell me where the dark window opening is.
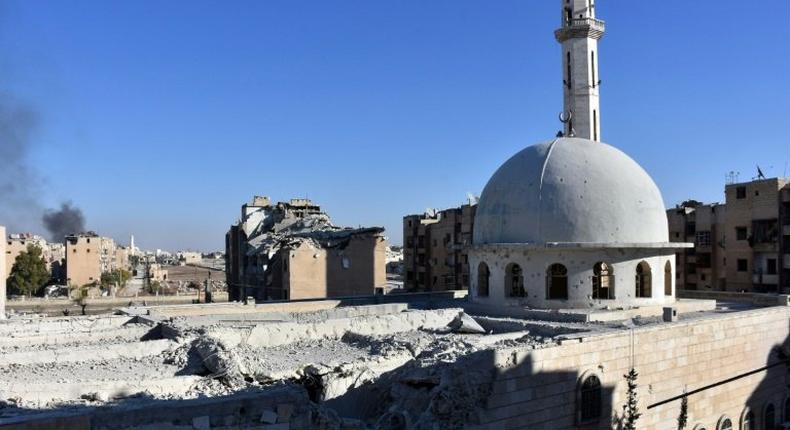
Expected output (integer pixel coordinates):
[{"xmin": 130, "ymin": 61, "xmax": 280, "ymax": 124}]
[
  {"xmin": 767, "ymin": 258, "xmax": 777, "ymax": 275},
  {"xmin": 579, "ymin": 375, "xmax": 602, "ymax": 422},
  {"xmin": 506, "ymin": 263, "xmax": 525, "ymax": 297},
  {"xmin": 477, "ymin": 262, "xmax": 490, "ymax": 297},
  {"xmin": 635, "ymin": 262, "xmax": 652, "ymax": 298},
  {"xmin": 592, "ymin": 262, "xmax": 614, "ymax": 299},
  {"xmin": 547, "ymin": 263, "xmax": 568, "ymax": 300},
  {"xmin": 664, "ymin": 261, "xmax": 672, "ymax": 296},
  {"xmin": 737, "ymin": 259, "xmax": 748, "ymax": 272},
  {"xmin": 736, "ymin": 186, "xmax": 746, "ymax": 199},
  {"xmin": 736, "ymin": 227, "xmax": 748, "ymax": 241}
]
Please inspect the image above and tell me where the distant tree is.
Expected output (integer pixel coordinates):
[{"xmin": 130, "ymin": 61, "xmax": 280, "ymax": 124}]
[
  {"xmin": 680, "ymin": 199, "xmax": 703, "ymax": 208},
  {"xmin": 100, "ymin": 269, "xmax": 131, "ymax": 289},
  {"xmin": 677, "ymin": 391, "xmax": 688, "ymax": 430},
  {"xmin": 7, "ymin": 245, "xmax": 50, "ymax": 297},
  {"xmin": 621, "ymin": 368, "xmax": 641, "ymax": 430}
]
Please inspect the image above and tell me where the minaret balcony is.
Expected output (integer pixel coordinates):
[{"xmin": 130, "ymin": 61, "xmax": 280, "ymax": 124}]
[{"xmin": 555, "ymin": 17, "xmax": 605, "ymax": 42}]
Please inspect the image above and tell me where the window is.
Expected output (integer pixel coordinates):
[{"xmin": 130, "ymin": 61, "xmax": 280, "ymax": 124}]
[
  {"xmin": 406, "ymin": 271, "xmax": 414, "ymax": 281},
  {"xmin": 764, "ymin": 403, "xmax": 775, "ymax": 430},
  {"xmin": 592, "ymin": 262, "xmax": 614, "ymax": 299},
  {"xmin": 736, "ymin": 227, "xmax": 748, "ymax": 241},
  {"xmin": 736, "ymin": 186, "xmax": 746, "ymax": 199},
  {"xmin": 578, "ymin": 374, "xmax": 602, "ymax": 423},
  {"xmin": 664, "ymin": 261, "xmax": 672, "ymax": 296},
  {"xmin": 546, "ymin": 263, "xmax": 568, "ymax": 300},
  {"xmin": 737, "ymin": 259, "xmax": 748, "ymax": 272},
  {"xmin": 740, "ymin": 408, "xmax": 754, "ymax": 430},
  {"xmin": 566, "ymin": 52, "xmax": 572, "ymax": 88},
  {"xmin": 565, "ymin": 8, "xmax": 572, "ymax": 25},
  {"xmin": 717, "ymin": 416, "xmax": 733, "ymax": 430},
  {"xmin": 696, "ymin": 231, "xmax": 712, "ymax": 247},
  {"xmin": 477, "ymin": 262, "xmax": 490, "ymax": 297},
  {"xmin": 767, "ymin": 259, "xmax": 777, "ymax": 275},
  {"xmin": 591, "ymin": 51, "xmax": 596, "ymax": 88},
  {"xmin": 506, "ymin": 263, "xmax": 525, "ymax": 297},
  {"xmin": 636, "ymin": 262, "xmax": 652, "ymax": 298},
  {"xmin": 752, "ymin": 220, "xmax": 778, "ymax": 244},
  {"xmin": 593, "ymin": 110, "xmax": 598, "ymax": 141}
]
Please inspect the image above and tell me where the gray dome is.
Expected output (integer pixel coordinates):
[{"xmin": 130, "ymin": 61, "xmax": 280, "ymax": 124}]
[{"xmin": 474, "ymin": 137, "xmax": 669, "ymax": 245}]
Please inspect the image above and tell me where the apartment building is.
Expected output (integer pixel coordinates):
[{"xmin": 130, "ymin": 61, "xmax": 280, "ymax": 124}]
[
  {"xmin": 65, "ymin": 233, "xmax": 131, "ymax": 287},
  {"xmin": 668, "ymin": 177, "xmax": 790, "ymax": 293},
  {"xmin": 402, "ymin": 203, "xmax": 476, "ymax": 292},
  {"xmin": 225, "ymin": 196, "xmax": 387, "ymax": 302}
]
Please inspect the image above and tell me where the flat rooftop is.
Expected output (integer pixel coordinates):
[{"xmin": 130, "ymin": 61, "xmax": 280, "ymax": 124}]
[{"xmin": 0, "ymin": 294, "xmax": 783, "ymax": 428}]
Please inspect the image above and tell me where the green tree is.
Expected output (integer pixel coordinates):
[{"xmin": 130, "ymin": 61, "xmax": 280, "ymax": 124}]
[
  {"xmin": 7, "ymin": 245, "xmax": 50, "ymax": 297},
  {"xmin": 621, "ymin": 368, "xmax": 642, "ymax": 430},
  {"xmin": 100, "ymin": 269, "xmax": 131, "ymax": 289}
]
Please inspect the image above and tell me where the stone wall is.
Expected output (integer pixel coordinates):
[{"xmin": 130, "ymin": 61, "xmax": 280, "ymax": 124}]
[{"xmin": 476, "ymin": 306, "xmax": 790, "ymax": 429}]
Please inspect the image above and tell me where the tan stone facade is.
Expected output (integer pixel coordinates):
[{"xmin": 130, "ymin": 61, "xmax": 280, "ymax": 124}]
[
  {"xmin": 670, "ymin": 178, "xmax": 790, "ymax": 293},
  {"xmin": 668, "ymin": 203, "xmax": 727, "ymax": 291},
  {"xmin": 65, "ymin": 234, "xmax": 131, "ymax": 287},
  {"xmin": 473, "ymin": 306, "xmax": 790, "ymax": 429},
  {"xmin": 403, "ymin": 203, "xmax": 476, "ymax": 291},
  {"xmin": 226, "ymin": 196, "xmax": 388, "ymax": 301}
]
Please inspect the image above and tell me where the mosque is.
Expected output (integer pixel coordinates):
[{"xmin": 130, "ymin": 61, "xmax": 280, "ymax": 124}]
[{"xmin": 469, "ymin": 0, "xmax": 690, "ymax": 310}]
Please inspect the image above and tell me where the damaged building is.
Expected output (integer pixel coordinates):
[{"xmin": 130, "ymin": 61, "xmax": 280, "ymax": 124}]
[{"xmin": 226, "ymin": 196, "xmax": 387, "ymax": 302}]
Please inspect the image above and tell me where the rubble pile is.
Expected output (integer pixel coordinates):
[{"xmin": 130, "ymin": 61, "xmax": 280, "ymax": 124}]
[{"xmin": 0, "ymin": 307, "xmax": 564, "ymax": 429}]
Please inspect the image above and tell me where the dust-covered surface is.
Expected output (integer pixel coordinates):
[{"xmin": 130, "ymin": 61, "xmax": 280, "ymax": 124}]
[{"xmin": 0, "ymin": 305, "xmax": 584, "ymax": 428}]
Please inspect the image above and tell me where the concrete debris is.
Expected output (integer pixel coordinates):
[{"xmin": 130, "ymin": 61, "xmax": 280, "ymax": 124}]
[
  {"xmin": 0, "ymin": 305, "xmax": 571, "ymax": 429},
  {"xmin": 447, "ymin": 311, "xmax": 487, "ymax": 334}
]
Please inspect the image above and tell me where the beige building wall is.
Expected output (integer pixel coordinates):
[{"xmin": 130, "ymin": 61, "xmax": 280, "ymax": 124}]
[
  {"xmin": 282, "ymin": 234, "xmax": 387, "ymax": 300},
  {"xmin": 474, "ymin": 306, "xmax": 790, "ymax": 429},
  {"xmin": 725, "ymin": 179, "xmax": 789, "ymax": 292},
  {"xmin": 66, "ymin": 235, "xmax": 102, "ymax": 287},
  {"xmin": 403, "ymin": 204, "xmax": 476, "ymax": 292}
]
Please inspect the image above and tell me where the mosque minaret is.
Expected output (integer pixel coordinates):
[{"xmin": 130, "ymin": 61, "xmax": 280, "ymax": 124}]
[
  {"xmin": 469, "ymin": 2, "xmax": 692, "ymax": 310},
  {"xmin": 555, "ymin": 0, "xmax": 605, "ymax": 141}
]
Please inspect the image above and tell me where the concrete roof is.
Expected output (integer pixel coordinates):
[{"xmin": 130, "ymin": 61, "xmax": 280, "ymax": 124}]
[{"xmin": 474, "ymin": 137, "xmax": 669, "ymax": 245}]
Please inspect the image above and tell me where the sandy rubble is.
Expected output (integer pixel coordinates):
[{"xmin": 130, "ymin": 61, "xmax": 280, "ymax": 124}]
[{"xmin": 0, "ymin": 307, "xmax": 570, "ymax": 428}]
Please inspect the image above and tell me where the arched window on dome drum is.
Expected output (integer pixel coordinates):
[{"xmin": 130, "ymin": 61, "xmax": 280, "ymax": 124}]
[
  {"xmin": 740, "ymin": 409, "xmax": 754, "ymax": 430},
  {"xmin": 546, "ymin": 263, "xmax": 568, "ymax": 300},
  {"xmin": 664, "ymin": 260, "xmax": 672, "ymax": 296},
  {"xmin": 506, "ymin": 263, "xmax": 525, "ymax": 297},
  {"xmin": 592, "ymin": 262, "xmax": 614, "ymax": 300},
  {"xmin": 579, "ymin": 375, "xmax": 602, "ymax": 423},
  {"xmin": 764, "ymin": 403, "xmax": 776, "ymax": 430},
  {"xmin": 717, "ymin": 416, "xmax": 733, "ymax": 430},
  {"xmin": 477, "ymin": 262, "xmax": 490, "ymax": 297},
  {"xmin": 635, "ymin": 261, "xmax": 652, "ymax": 298}
]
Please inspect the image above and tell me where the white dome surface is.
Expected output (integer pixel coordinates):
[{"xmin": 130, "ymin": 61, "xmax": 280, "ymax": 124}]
[{"xmin": 474, "ymin": 137, "xmax": 669, "ymax": 245}]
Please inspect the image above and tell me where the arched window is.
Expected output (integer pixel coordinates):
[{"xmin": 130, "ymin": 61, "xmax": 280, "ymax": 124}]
[
  {"xmin": 592, "ymin": 262, "xmax": 614, "ymax": 299},
  {"xmin": 547, "ymin": 263, "xmax": 568, "ymax": 300},
  {"xmin": 579, "ymin": 374, "xmax": 602, "ymax": 423},
  {"xmin": 664, "ymin": 260, "xmax": 672, "ymax": 296},
  {"xmin": 764, "ymin": 403, "xmax": 775, "ymax": 430},
  {"xmin": 635, "ymin": 261, "xmax": 652, "ymax": 298},
  {"xmin": 717, "ymin": 416, "xmax": 733, "ymax": 430},
  {"xmin": 740, "ymin": 408, "xmax": 754, "ymax": 430},
  {"xmin": 506, "ymin": 263, "xmax": 525, "ymax": 297},
  {"xmin": 477, "ymin": 262, "xmax": 490, "ymax": 297}
]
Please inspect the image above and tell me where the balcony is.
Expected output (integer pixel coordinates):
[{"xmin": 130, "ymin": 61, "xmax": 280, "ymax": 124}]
[{"xmin": 555, "ymin": 17, "xmax": 606, "ymax": 42}]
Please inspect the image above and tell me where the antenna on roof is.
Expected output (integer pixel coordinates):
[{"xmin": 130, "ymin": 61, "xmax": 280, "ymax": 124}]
[{"xmin": 725, "ymin": 171, "xmax": 740, "ymax": 185}]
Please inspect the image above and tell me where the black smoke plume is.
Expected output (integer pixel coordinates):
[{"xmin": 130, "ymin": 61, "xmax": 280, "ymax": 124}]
[
  {"xmin": 42, "ymin": 202, "xmax": 86, "ymax": 242},
  {"xmin": 0, "ymin": 92, "xmax": 42, "ymax": 232}
]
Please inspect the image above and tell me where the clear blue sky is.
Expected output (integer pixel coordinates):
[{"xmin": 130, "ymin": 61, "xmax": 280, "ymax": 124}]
[{"xmin": 2, "ymin": 1, "xmax": 789, "ymax": 251}]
